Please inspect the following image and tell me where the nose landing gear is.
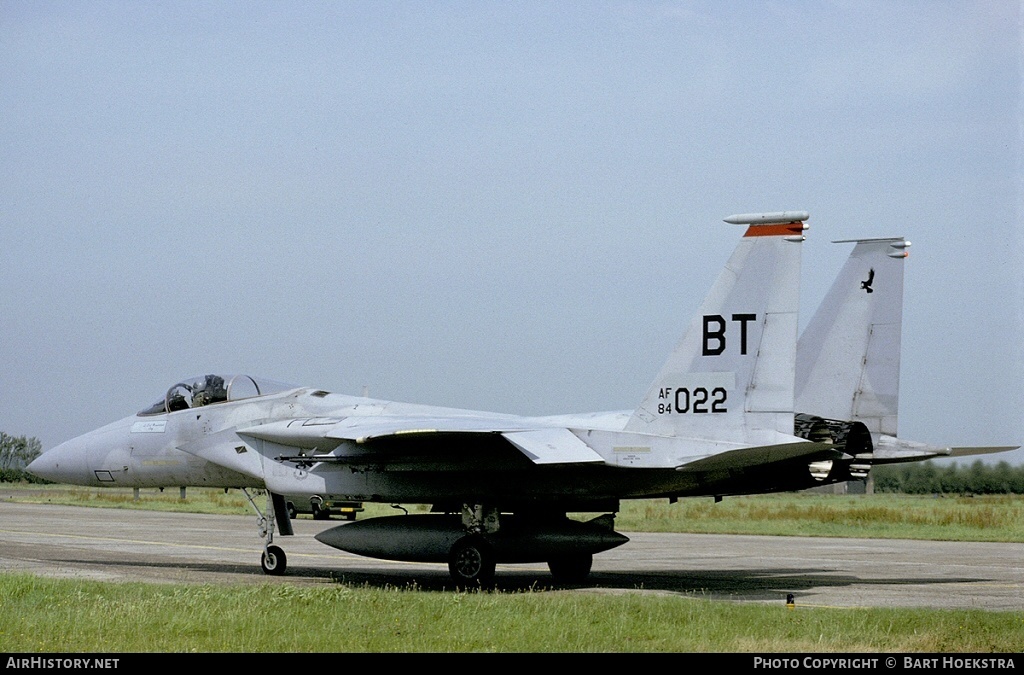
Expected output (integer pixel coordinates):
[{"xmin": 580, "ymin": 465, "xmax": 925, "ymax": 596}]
[
  {"xmin": 261, "ymin": 544, "xmax": 287, "ymax": 575},
  {"xmin": 242, "ymin": 488, "xmax": 291, "ymax": 576}
]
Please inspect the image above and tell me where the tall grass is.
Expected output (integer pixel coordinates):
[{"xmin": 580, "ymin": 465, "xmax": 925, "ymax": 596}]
[
  {"xmin": 615, "ymin": 494, "xmax": 1024, "ymax": 542},
  {"xmin": 2, "ymin": 574, "xmax": 1022, "ymax": 652}
]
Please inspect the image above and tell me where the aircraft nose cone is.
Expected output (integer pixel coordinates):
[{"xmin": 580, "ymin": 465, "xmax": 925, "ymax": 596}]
[{"xmin": 26, "ymin": 438, "xmax": 93, "ymax": 485}]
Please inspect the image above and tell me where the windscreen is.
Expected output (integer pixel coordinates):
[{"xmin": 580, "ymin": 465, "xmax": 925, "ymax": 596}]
[{"xmin": 137, "ymin": 374, "xmax": 299, "ymax": 415}]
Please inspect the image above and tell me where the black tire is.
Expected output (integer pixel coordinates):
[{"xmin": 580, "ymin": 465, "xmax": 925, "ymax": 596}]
[
  {"xmin": 311, "ymin": 503, "xmax": 330, "ymax": 520},
  {"xmin": 261, "ymin": 545, "xmax": 287, "ymax": 576},
  {"xmin": 286, "ymin": 503, "xmax": 297, "ymax": 519},
  {"xmin": 547, "ymin": 554, "xmax": 593, "ymax": 583},
  {"xmin": 448, "ymin": 536, "xmax": 496, "ymax": 589}
]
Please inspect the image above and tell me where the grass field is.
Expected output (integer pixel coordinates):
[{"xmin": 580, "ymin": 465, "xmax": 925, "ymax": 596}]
[
  {"xmin": 3, "ymin": 485, "xmax": 1023, "ymax": 653},
  {"xmin": 3, "ymin": 573, "xmax": 1023, "ymax": 653},
  {"xmin": 5, "ymin": 483, "xmax": 1024, "ymax": 542}
]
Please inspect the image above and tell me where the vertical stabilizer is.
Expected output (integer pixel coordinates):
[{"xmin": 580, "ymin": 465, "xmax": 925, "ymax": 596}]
[
  {"xmin": 795, "ymin": 237, "xmax": 909, "ymax": 437},
  {"xmin": 625, "ymin": 212, "xmax": 807, "ymax": 445}
]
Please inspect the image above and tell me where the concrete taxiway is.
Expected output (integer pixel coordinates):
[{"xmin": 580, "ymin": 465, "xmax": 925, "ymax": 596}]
[{"xmin": 1, "ymin": 502, "xmax": 1022, "ymax": 610}]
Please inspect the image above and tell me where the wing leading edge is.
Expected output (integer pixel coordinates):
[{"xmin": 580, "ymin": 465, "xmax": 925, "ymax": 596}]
[{"xmin": 234, "ymin": 416, "xmax": 605, "ymax": 466}]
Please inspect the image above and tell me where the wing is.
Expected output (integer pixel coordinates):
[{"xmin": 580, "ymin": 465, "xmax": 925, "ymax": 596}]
[
  {"xmin": 176, "ymin": 415, "xmax": 606, "ymax": 486},
  {"xmin": 313, "ymin": 417, "xmax": 606, "ymax": 465}
]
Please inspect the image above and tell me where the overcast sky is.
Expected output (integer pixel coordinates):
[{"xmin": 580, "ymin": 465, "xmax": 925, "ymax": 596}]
[{"xmin": 2, "ymin": 1, "xmax": 1021, "ymax": 466}]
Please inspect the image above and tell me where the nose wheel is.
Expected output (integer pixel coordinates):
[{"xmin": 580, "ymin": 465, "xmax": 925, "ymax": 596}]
[{"xmin": 261, "ymin": 545, "xmax": 287, "ymax": 575}]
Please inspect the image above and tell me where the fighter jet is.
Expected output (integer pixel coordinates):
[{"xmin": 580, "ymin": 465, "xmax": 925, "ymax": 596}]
[{"xmin": 27, "ymin": 212, "xmax": 1016, "ymax": 587}]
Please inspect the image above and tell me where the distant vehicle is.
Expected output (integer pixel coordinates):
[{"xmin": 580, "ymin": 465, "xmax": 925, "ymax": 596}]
[{"xmin": 284, "ymin": 495, "xmax": 363, "ymax": 521}]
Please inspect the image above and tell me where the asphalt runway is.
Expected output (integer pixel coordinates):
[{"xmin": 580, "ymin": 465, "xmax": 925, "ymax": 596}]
[{"xmin": 2, "ymin": 502, "xmax": 1022, "ymax": 610}]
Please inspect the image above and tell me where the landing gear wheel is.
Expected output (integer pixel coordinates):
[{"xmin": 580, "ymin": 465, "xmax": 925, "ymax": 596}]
[
  {"xmin": 261, "ymin": 545, "xmax": 287, "ymax": 575},
  {"xmin": 311, "ymin": 503, "xmax": 330, "ymax": 520},
  {"xmin": 448, "ymin": 536, "xmax": 496, "ymax": 589},
  {"xmin": 548, "ymin": 554, "xmax": 593, "ymax": 583},
  {"xmin": 286, "ymin": 503, "xmax": 297, "ymax": 519}
]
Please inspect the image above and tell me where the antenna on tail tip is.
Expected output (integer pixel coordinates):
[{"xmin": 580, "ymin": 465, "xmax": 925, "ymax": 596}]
[{"xmin": 723, "ymin": 211, "xmax": 810, "ymax": 225}]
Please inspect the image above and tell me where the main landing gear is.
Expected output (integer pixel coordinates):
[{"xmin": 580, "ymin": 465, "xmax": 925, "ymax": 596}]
[
  {"xmin": 448, "ymin": 535, "xmax": 496, "ymax": 588},
  {"xmin": 445, "ymin": 504, "xmax": 597, "ymax": 588},
  {"xmin": 447, "ymin": 504, "xmax": 500, "ymax": 588}
]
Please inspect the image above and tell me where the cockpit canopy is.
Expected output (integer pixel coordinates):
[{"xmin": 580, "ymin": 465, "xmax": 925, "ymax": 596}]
[{"xmin": 138, "ymin": 374, "xmax": 298, "ymax": 416}]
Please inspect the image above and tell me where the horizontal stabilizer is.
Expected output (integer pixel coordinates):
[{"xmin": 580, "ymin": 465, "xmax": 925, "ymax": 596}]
[
  {"xmin": 676, "ymin": 440, "xmax": 840, "ymax": 473},
  {"xmin": 948, "ymin": 446, "xmax": 1020, "ymax": 458},
  {"xmin": 868, "ymin": 437, "xmax": 1019, "ymax": 464}
]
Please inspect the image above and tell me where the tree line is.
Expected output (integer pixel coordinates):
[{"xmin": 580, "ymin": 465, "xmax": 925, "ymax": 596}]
[
  {"xmin": 0, "ymin": 432, "xmax": 44, "ymax": 483},
  {"xmin": 872, "ymin": 460, "xmax": 1024, "ymax": 495}
]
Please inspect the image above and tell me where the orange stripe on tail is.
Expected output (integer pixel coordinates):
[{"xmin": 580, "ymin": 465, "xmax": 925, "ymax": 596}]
[{"xmin": 743, "ymin": 222, "xmax": 807, "ymax": 237}]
